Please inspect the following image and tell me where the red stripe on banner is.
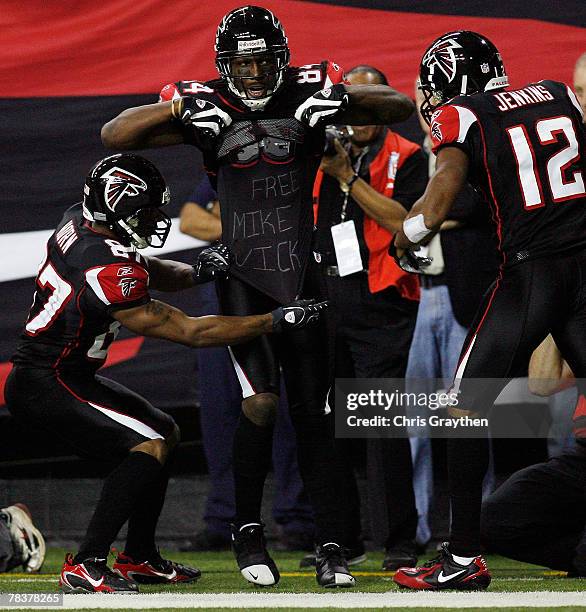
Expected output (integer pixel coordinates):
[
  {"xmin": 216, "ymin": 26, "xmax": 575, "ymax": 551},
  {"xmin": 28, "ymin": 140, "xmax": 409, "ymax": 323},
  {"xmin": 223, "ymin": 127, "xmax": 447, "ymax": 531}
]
[
  {"xmin": 1, "ymin": 1, "xmax": 582, "ymax": 98},
  {"xmin": 0, "ymin": 337, "xmax": 144, "ymax": 407}
]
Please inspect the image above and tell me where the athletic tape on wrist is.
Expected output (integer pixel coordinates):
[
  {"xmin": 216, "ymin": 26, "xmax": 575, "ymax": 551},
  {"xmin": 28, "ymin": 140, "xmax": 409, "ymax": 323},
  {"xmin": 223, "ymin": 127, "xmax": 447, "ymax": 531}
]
[{"xmin": 403, "ymin": 214, "xmax": 431, "ymax": 244}]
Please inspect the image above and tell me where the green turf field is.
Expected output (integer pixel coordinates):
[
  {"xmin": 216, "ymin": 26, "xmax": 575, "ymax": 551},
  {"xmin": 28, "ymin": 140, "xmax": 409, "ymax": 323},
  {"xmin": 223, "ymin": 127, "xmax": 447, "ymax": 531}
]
[{"xmin": 1, "ymin": 547, "xmax": 585, "ymax": 610}]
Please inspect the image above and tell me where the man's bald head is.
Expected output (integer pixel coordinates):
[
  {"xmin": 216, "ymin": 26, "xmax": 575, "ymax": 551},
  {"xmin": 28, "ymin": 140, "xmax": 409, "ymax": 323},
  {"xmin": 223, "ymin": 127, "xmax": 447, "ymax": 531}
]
[
  {"xmin": 574, "ymin": 52, "xmax": 586, "ymax": 120},
  {"xmin": 346, "ymin": 65, "xmax": 388, "ymax": 87}
]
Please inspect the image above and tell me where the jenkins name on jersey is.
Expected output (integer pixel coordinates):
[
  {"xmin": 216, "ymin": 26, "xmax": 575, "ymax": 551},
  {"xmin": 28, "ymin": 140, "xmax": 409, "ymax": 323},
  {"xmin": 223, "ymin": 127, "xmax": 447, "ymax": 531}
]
[{"xmin": 430, "ymin": 80, "xmax": 586, "ymax": 265}]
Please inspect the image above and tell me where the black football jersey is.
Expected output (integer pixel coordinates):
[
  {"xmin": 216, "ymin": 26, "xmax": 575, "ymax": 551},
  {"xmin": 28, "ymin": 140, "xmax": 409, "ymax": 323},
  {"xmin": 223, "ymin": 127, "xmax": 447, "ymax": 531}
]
[
  {"xmin": 160, "ymin": 61, "xmax": 345, "ymax": 303},
  {"xmin": 12, "ymin": 205, "xmax": 150, "ymax": 372},
  {"xmin": 430, "ymin": 80, "xmax": 586, "ymax": 264}
]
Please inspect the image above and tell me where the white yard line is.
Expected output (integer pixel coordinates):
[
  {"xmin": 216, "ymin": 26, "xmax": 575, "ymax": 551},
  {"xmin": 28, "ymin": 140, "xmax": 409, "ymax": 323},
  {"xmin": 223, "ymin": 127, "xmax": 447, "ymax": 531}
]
[{"xmin": 4, "ymin": 591, "xmax": 586, "ymax": 609}]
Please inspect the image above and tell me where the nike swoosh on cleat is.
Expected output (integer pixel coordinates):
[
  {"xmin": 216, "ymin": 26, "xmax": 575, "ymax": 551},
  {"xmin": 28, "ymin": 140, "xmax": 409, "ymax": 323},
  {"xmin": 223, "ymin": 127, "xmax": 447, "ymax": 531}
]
[
  {"xmin": 69, "ymin": 570, "xmax": 104, "ymax": 588},
  {"xmin": 249, "ymin": 572, "xmax": 259, "ymax": 580},
  {"xmin": 437, "ymin": 568, "xmax": 467, "ymax": 583}
]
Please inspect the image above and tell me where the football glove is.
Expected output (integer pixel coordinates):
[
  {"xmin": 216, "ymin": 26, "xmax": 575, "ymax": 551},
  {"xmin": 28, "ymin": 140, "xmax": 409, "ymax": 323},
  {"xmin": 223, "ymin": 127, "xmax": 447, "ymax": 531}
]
[
  {"xmin": 294, "ymin": 84, "xmax": 349, "ymax": 128},
  {"xmin": 178, "ymin": 97, "xmax": 232, "ymax": 139},
  {"xmin": 388, "ymin": 238, "xmax": 432, "ymax": 274},
  {"xmin": 192, "ymin": 243, "xmax": 231, "ymax": 284},
  {"xmin": 272, "ymin": 299, "xmax": 329, "ymax": 330}
]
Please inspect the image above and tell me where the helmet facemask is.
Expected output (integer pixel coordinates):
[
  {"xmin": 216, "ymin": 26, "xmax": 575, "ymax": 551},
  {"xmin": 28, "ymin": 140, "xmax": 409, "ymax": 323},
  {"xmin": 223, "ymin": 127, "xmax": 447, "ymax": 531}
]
[
  {"xmin": 115, "ymin": 203, "xmax": 171, "ymax": 249},
  {"xmin": 216, "ymin": 48, "xmax": 289, "ymax": 111}
]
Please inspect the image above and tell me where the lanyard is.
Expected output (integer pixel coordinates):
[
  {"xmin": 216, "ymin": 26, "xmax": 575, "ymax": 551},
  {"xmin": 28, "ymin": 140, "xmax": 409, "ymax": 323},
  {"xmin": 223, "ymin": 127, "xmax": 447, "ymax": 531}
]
[{"xmin": 340, "ymin": 147, "xmax": 369, "ymax": 223}]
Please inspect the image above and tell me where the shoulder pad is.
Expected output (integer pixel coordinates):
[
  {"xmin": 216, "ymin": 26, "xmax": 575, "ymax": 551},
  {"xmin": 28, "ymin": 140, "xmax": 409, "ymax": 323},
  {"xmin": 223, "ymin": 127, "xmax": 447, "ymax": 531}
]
[
  {"xmin": 429, "ymin": 103, "xmax": 478, "ymax": 155},
  {"xmin": 85, "ymin": 261, "xmax": 149, "ymax": 307}
]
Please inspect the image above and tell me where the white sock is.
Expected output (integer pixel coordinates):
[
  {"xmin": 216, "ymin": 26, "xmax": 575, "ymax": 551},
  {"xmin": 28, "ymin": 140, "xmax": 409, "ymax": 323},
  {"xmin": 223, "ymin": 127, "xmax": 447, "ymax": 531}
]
[{"xmin": 452, "ymin": 553, "xmax": 476, "ymax": 565}]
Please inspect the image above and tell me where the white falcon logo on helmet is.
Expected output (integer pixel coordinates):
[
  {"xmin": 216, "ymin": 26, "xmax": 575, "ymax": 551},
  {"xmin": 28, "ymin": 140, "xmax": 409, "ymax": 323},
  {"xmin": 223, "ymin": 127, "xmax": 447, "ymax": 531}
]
[
  {"xmin": 101, "ymin": 167, "xmax": 147, "ymax": 212},
  {"xmin": 422, "ymin": 38, "xmax": 463, "ymax": 83}
]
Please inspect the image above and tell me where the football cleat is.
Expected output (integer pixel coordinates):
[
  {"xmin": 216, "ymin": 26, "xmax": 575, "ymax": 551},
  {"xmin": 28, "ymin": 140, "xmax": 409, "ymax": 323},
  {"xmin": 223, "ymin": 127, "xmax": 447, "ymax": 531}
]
[
  {"xmin": 0, "ymin": 503, "xmax": 46, "ymax": 572},
  {"xmin": 300, "ymin": 539, "xmax": 366, "ymax": 568},
  {"xmin": 382, "ymin": 540, "xmax": 418, "ymax": 571},
  {"xmin": 393, "ymin": 542, "xmax": 491, "ymax": 590},
  {"xmin": 113, "ymin": 551, "xmax": 201, "ymax": 584},
  {"xmin": 232, "ymin": 523, "xmax": 280, "ymax": 586},
  {"xmin": 59, "ymin": 553, "xmax": 138, "ymax": 593},
  {"xmin": 315, "ymin": 543, "xmax": 356, "ymax": 588}
]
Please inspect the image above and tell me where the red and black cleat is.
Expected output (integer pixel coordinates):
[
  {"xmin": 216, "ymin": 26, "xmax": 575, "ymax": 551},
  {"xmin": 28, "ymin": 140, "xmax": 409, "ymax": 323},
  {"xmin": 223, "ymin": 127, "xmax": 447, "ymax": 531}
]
[
  {"xmin": 113, "ymin": 551, "xmax": 201, "ymax": 584},
  {"xmin": 393, "ymin": 542, "xmax": 491, "ymax": 591},
  {"xmin": 59, "ymin": 553, "xmax": 138, "ymax": 593}
]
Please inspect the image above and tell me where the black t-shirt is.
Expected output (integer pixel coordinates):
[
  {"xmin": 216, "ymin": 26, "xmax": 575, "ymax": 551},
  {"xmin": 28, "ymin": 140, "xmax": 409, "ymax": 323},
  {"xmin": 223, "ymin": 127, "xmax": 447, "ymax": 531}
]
[
  {"xmin": 12, "ymin": 205, "xmax": 150, "ymax": 372},
  {"xmin": 159, "ymin": 61, "xmax": 346, "ymax": 303},
  {"xmin": 431, "ymin": 80, "xmax": 586, "ymax": 264}
]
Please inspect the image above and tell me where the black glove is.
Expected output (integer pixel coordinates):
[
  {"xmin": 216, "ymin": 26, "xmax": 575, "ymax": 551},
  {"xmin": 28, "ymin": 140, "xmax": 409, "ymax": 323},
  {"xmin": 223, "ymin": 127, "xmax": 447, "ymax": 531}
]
[
  {"xmin": 178, "ymin": 97, "xmax": 232, "ymax": 139},
  {"xmin": 192, "ymin": 244, "xmax": 231, "ymax": 284},
  {"xmin": 294, "ymin": 84, "xmax": 349, "ymax": 128},
  {"xmin": 388, "ymin": 237, "xmax": 432, "ymax": 274},
  {"xmin": 272, "ymin": 299, "xmax": 329, "ymax": 330}
]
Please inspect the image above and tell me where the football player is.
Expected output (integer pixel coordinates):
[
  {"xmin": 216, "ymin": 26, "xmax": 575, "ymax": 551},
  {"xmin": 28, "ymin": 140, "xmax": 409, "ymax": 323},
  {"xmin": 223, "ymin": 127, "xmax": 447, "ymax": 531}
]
[
  {"xmin": 387, "ymin": 31, "xmax": 586, "ymax": 590},
  {"xmin": 5, "ymin": 153, "xmax": 327, "ymax": 593},
  {"xmin": 101, "ymin": 5, "xmax": 414, "ymax": 588}
]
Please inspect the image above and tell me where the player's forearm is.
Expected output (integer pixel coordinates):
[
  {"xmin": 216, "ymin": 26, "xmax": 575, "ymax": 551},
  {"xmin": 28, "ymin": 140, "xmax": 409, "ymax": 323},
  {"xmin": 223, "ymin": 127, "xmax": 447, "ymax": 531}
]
[
  {"xmin": 187, "ymin": 314, "xmax": 273, "ymax": 347},
  {"xmin": 101, "ymin": 101, "xmax": 184, "ymax": 150},
  {"xmin": 343, "ymin": 85, "xmax": 414, "ymax": 125},
  {"xmin": 395, "ymin": 153, "xmax": 466, "ymax": 249},
  {"xmin": 349, "ymin": 179, "xmax": 408, "ymax": 233},
  {"xmin": 147, "ymin": 257, "xmax": 195, "ymax": 291}
]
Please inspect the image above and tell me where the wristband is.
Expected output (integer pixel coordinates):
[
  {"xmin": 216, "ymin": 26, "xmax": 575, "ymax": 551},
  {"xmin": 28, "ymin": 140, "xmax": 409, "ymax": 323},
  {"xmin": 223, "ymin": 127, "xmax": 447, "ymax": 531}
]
[
  {"xmin": 403, "ymin": 213, "xmax": 432, "ymax": 243},
  {"xmin": 271, "ymin": 307, "xmax": 284, "ymax": 329},
  {"xmin": 171, "ymin": 97, "xmax": 183, "ymax": 119}
]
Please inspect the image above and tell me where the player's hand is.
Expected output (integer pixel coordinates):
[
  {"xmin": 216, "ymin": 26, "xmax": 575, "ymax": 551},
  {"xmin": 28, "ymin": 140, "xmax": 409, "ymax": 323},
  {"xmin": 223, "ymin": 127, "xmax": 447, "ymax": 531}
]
[
  {"xmin": 389, "ymin": 238, "xmax": 432, "ymax": 274},
  {"xmin": 192, "ymin": 243, "xmax": 231, "ymax": 284},
  {"xmin": 178, "ymin": 97, "xmax": 232, "ymax": 138},
  {"xmin": 272, "ymin": 299, "xmax": 329, "ymax": 330},
  {"xmin": 294, "ymin": 84, "xmax": 349, "ymax": 128}
]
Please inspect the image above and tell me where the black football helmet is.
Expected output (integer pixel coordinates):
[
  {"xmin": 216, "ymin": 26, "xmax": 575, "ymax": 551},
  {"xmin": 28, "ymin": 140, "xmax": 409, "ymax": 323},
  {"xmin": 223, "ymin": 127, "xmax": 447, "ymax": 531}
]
[
  {"xmin": 418, "ymin": 31, "xmax": 508, "ymax": 124},
  {"xmin": 82, "ymin": 154, "xmax": 171, "ymax": 249},
  {"xmin": 215, "ymin": 6, "xmax": 290, "ymax": 110}
]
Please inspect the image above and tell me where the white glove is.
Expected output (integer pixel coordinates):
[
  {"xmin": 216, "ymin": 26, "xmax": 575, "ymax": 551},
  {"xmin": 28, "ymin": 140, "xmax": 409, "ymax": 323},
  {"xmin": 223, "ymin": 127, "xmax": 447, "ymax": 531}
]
[
  {"xmin": 178, "ymin": 97, "xmax": 232, "ymax": 138},
  {"xmin": 294, "ymin": 84, "xmax": 349, "ymax": 128}
]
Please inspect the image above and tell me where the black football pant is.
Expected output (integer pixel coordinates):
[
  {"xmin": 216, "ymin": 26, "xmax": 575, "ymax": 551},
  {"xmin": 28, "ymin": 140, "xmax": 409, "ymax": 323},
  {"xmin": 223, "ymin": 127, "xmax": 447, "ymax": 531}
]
[
  {"xmin": 326, "ymin": 273, "xmax": 419, "ymax": 550},
  {"xmin": 481, "ymin": 446, "xmax": 586, "ymax": 574},
  {"xmin": 448, "ymin": 251, "xmax": 586, "ymax": 556},
  {"xmin": 5, "ymin": 366, "xmax": 176, "ymax": 561},
  {"xmin": 217, "ymin": 273, "xmax": 345, "ymax": 544}
]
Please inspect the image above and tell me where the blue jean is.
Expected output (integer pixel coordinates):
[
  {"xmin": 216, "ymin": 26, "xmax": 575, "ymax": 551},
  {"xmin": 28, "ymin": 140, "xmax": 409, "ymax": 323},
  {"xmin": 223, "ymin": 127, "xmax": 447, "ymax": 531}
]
[
  {"xmin": 548, "ymin": 387, "xmax": 578, "ymax": 458},
  {"xmin": 406, "ymin": 285, "xmax": 495, "ymax": 545},
  {"xmin": 195, "ymin": 283, "xmax": 313, "ymax": 539}
]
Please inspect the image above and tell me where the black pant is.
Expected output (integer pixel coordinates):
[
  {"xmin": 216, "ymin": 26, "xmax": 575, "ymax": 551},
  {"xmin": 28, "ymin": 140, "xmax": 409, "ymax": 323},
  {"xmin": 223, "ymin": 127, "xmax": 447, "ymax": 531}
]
[
  {"xmin": 216, "ymin": 268, "xmax": 346, "ymax": 543},
  {"xmin": 327, "ymin": 273, "xmax": 419, "ymax": 548},
  {"xmin": 5, "ymin": 366, "xmax": 176, "ymax": 462},
  {"xmin": 448, "ymin": 252, "xmax": 586, "ymax": 554},
  {"xmin": 481, "ymin": 446, "xmax": 586, "ymax": 573}
]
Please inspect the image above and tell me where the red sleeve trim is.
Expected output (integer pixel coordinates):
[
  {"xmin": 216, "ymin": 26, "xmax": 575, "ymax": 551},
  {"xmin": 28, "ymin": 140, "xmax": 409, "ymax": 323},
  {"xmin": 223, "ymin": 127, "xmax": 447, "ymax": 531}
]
[
  {"xmin": 324, "ymin": 60, "xmax": 346, "ymax": 86},
  {"xmin": 159, "ymin": 82, "xmax": 180, "ymax": 102},
  {"xmin": 430, "ymin": 105, "xmax": 462, "ymax": 154},
  {"xmin": 85, "ymin": 263, "xmax": 149, "ymax": 306}
]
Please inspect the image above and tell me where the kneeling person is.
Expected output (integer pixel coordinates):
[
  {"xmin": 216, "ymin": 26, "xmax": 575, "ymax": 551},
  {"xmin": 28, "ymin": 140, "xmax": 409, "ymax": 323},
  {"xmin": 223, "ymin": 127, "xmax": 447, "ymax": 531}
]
[{"xmin": 5, "ymin": 154, "xmax": 327, "ymax": 594}]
